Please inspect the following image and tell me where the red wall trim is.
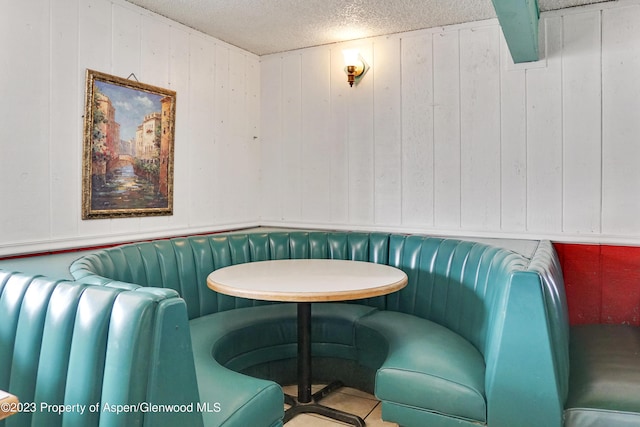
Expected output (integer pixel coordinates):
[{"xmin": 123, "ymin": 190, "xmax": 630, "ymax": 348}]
[{"xmin": 554, "ymin": 243, "xmax": 640, "ymax": 326}]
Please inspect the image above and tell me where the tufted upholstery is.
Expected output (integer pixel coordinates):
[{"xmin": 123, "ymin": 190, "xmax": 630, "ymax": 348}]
[
  {"xmin": 527, "ymin": 240, "xmax": 571, "ymax": 404},
  {"xmin": 0, "ymin": 270, "xmax": 201, "ymax": 427},
  {"xmin": 70, "ymin": 230, "xmax": 570, "ymax": 427},
  {"xmin": 71, "ymin": 232, "xmax": 393, "ymax": 319}
]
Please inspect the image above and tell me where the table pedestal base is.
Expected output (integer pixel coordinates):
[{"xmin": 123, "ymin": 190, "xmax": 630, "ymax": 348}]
[
  {"xmin": 283, "ymin": 381, "xmax": 365, "ymax": 427},
  {"xmin": 284, "ymin": 303, "xmax": 366, "ymax": 426}
]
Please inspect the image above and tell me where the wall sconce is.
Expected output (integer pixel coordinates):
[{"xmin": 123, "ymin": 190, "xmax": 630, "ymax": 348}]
[{"xmin": 343, "ymin": 49, "xmax": 369, "ymax": 87}]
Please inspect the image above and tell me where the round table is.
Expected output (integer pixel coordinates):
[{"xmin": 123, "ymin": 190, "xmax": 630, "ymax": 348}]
[{"xmin": 207, "ymin": 259, "xmax": 407, "ymax": 426}]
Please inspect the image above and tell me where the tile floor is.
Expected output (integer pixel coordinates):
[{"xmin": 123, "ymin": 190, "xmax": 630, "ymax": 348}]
[{"xmin": 281, "ymin": 384, "xmax": 398, "ymax": 426}]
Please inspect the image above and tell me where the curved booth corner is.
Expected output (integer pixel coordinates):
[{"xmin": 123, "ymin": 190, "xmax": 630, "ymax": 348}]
[{"xmin": 67, "ymin": 231, "xmax": 570, "ymax": 427}]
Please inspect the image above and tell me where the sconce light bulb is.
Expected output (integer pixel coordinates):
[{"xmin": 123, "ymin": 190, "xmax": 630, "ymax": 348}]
[{"xmin": 343, "ymin": 49, "xmax": 360, "ymax": 66}]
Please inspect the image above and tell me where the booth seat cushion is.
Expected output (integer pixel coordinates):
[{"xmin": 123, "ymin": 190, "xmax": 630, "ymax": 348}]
[
  {"xmin": 190, "ymin": 310, "xmax": 284, "ymax": 427},
  {"xmin": 357, "ymin": 310, "xmax": 486, "ymax": 423},
  {"xmin": 188, "ymin": 302, "xmax": 377, "ymax": 427},
  {"xmin": 564, "ymin": 324, "xmax": 640, "ymax": 427}
]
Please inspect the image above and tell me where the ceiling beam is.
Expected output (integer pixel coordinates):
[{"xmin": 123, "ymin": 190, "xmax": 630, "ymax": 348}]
[{"xmin": 491, "ymin": 0, "xmax": 540, "ymax": 63}]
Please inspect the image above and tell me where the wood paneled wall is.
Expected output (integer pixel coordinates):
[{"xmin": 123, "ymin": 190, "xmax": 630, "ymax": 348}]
[
  {"xmin": 4, "ymin": 0, "xmax": 640, "ymax": 257},
  {"xmin": 0, "ymin": 0, "xmax": 261, "ymax": 256},
  {"xmin": 260, "ymin": 1, "xmax": 640, "ymax": 244}
]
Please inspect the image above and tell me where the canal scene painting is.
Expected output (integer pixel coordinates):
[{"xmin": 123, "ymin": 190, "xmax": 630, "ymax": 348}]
[{"xmin": 82, "ymin": 69, "xmax": 176, "ymax": 219}]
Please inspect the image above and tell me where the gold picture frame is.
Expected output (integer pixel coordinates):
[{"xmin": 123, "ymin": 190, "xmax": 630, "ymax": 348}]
[{"xmin": 82, "ymin": 69, "xmax": 176, "ymax": 219}]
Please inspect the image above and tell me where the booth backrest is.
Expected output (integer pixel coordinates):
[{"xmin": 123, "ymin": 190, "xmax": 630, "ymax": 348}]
[
  {"xmin": 0, "ymin": 270, "xmax": 202, "ymax": 427},
  {"xmin": 70, "ymin": 232, "xmax": 393, "ymax": 319},
  {"xmin": 385, "ymin": 235, "xmax": 527, "ymax": 355},
  {"xmin": 71, "ymin": 232, "xmax": 558, "ymax": 357},
  {"xmin": 526, "ymin": 241, "xmax": 571, "ymax": 404},
  {"xmin": 473, "ymin": 240, "xmax": 570, "ymax": 427}
]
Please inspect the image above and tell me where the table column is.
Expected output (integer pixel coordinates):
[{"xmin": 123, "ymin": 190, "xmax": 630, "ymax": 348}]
[
  {"xmin": 283, "ymin": 302, "xmax": 365, "ymax": 427},
  {"xmin": 297, "ymin": 302, "xmax": 312, "ymax": 403}
]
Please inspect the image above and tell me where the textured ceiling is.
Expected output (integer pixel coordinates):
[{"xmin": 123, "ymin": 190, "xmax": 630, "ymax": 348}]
[{"xmin": 125, "ymin": 0, "xmax": 614, "ymax": 56}]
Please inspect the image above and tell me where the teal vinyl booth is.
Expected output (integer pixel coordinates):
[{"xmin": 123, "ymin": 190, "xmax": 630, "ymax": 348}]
[
  {"xmin": 0, "ymin": 270, "xmax": 206, "ymax": 427},
  {"xmin": 69, "ymin": 231, "xmax": 570, "ymax": 427}
]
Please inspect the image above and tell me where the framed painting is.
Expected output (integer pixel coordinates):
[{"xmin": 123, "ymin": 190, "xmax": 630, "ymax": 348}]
[{"xmin": 82, "ymin": 69, "xmax": 176, "ymax": 219}]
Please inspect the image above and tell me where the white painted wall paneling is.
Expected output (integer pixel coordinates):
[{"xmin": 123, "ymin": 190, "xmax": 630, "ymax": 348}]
[
  {"xmin": 187, "ymin": 33, "xmax": 217, "ymax": 227},
  {"xmin": 373, "ymin": 36, "xmax": 403, "ymax": 226},
  {"xmin": 562, "ymin": 10, "xmax": 602, "ymax": 234},
  {"xmin": 346, "ymin": 43, "xmax": 376, "ymax": 226},
  {"xmin": 7, "ymin": 0, "xmax": 640, "ymax": 255},
  {"xmin": 0, "ymin": 1, "xmax": 51, "ymax": 245},
  {"xmin": 499, "ymin": 33, "xmax": 528, "ymax": 232},
  {"xmin": 525, "ymin": 16, "xmax": 564, "ymax": 233},
  {"xmin": 602, "ymin": 4, "xmax": 640, "ymax": 236},
  {"xmin": 281, "ymin": 54, "xmax": 303, "ymax": 222},
  {"xmin": 301, "ymin": 49, "xmax": 332, "ymax": 223},
  {"xmin": 400, "ymin": 32, "xmax": 435, "ymax": 227},
  {"xmin": 0, "ymin": 0, "xmax": 261, "ymax": 256},
  {"xmin": 260, "ymin": 58, "xmax": 284, "ymax": 221},
  {"xmin": 432, "ymin": 30, "xmax": 462, "ymax": 229},
  {"xmin": 259, "ymin": 1, "xmax": 640, "ymax": 243},
  {"xmin": 328, "ymin": 48, "xmax": 350, "ymax": 224},
  {"xmin": 50, "ymin": 0, "xmax": 81, "ymax": 240},
  {"xmin": 459, "ymin": 26, "xmax": 502, "ymax": 231}
]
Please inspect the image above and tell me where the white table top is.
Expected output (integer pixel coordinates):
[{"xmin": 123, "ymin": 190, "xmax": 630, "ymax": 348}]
[{"xmin": 207, "ymin": 259, "xmax": 408, "ymax": 302}]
